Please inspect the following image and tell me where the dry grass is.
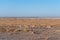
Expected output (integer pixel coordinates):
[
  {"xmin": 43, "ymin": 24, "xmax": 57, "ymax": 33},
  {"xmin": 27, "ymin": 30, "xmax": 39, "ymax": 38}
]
[
  {"xmin": 0, "ymin": 18, "xmax": 60, "ymax": 32},
  {"xmin": 0, "ymin": 18, "xmax": 60, "ymax": 26}
]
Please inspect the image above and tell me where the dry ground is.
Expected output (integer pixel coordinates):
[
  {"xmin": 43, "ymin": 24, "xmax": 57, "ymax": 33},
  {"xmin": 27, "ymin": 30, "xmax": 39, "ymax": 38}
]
[
  {"xmin": 0, "ymin": 18, "xmax": 60, "ymax": 40},
  {"xmin": 0, "ymin": 18, "xmax": 60, "ymax": 26}
]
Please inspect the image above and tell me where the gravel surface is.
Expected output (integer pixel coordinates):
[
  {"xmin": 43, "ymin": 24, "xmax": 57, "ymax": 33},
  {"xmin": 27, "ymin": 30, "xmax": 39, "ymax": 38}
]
[{"xmin": 0, "ymin": 26, "xmax": 60, "ymax": 40}]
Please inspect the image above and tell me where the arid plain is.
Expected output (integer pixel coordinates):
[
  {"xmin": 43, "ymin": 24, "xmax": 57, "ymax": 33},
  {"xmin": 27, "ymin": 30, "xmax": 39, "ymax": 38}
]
[{"xmin": 0, "ymin": 18, "xmax": 60, "ymax": 40}]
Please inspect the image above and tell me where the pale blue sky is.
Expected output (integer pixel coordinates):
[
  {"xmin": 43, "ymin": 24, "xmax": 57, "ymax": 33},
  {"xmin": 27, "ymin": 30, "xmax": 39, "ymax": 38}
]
[{"xmin": 0, "ymin": 0, "xmax": 60, "ymax": 17}]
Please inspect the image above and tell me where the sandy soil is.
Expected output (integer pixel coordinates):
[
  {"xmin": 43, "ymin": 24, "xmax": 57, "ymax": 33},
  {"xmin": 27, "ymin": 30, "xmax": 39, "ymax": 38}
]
[
  {"xmin": 0, "ymin": 18, "xmax": 60, "ymax": 26},
  {"xmin": 0, "ymin": 26, "xmax": 60, "ymax": 40},
  {"xmin": 0, "ymin": 18, "xmax": 60, "ymax": 40}
]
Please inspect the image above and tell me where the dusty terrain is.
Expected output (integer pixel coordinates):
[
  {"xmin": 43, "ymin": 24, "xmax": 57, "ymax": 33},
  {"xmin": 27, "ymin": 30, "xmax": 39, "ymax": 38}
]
[
  {"xmin": 0, "ymin": 18, "xmax": 60, "ymax": 40},
  {"xmin": 0, "ymin": 18, "xmax": 60, "ymax": 26}
]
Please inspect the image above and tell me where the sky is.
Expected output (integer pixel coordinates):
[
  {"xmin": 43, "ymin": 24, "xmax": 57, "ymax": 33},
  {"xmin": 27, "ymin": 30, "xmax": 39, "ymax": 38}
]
[{"xmin": 0, "ymin": 0, "xmax": 60, "ymax": 17}]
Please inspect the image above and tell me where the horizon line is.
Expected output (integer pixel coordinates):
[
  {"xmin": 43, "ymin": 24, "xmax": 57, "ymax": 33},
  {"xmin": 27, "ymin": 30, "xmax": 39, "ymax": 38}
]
[{"xmin": 0, "ymin": 17, "xmax": 60, "ymax": 19}]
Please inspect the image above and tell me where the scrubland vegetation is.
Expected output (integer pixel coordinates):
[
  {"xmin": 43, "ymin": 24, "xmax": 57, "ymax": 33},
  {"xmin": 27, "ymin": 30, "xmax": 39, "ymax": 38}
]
[{"xmin": 0, "ymin": 18, "xmax": 60, "ymax": 40}]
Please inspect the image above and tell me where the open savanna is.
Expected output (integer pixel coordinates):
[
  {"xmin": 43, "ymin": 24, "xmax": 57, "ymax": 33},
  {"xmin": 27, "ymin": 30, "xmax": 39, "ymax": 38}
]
[
  {"xmin": 0, "ymin": 18, "xmax": 60, "ymax": 26},
  {"xmin": 0, "ymin": 18, "xmax": 60, "ymax": 40},
  {"xmin": 0, "ymin": 18, "xmax": 60, "ymax": 32}
]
